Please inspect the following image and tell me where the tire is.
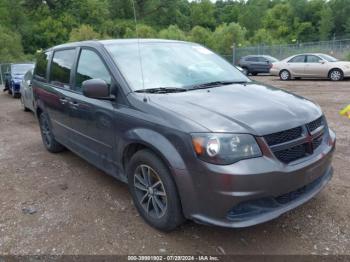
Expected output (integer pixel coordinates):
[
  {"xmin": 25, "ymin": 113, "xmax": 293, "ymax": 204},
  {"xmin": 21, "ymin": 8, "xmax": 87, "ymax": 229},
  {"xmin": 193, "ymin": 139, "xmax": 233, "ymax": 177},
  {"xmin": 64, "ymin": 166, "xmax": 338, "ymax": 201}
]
[
  {"xmin": 252, "ymin": 72, "xmax": 258, "ymax": 76},
  {"xmin": 329, "ymin": 69, "xmax": 343, "ymax": 81},
  {"xmin": 242, "ymin": 68, "xmax": 248, "ymax": 76},
  {"xmin": 12, "ymin": 89, "xmax": 19, "ymax": 98},
  {"xmin": 20, "ymin": 96, "xmax": 30, "ymax": 112},
  {"xmin": 38, "ymin": 112, "xmax": 65, "ymax": 153},
  {"xmin": 279, "ymin": 70, "xmax": 291, "ymax": 81},
  {"xmin": 127, "ymin": 149, "xmax": 184, "ymax": 232}
]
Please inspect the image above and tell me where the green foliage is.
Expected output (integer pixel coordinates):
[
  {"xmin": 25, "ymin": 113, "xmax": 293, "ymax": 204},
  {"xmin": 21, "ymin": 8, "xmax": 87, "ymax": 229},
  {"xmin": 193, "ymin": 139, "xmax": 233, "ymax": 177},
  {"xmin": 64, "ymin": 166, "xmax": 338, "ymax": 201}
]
[
  {"xmin": 347, "ymin": 53, "xmax": 350, "ymax": 61},
  {"xmin": 0, "ymin": 26, "xmax": 25, "ymax": 62},
  {"xmin": 188, "ymin": 26, "xmax": 212, "ymax": 47},
  {"xmin": 0, "ymin": 0, "xmax": 350, "ymax": 63},
  {"xmin": 69, "ymin": 25, "xmax": 101, "ymax": 42},
  {"xmin": 190, "ymin": 0, "xmax": 216, "ymax": 29},
  {"xmin": 211, "ymin": 23, "xmax": 247, "ymax": 55},
  {"xmin": 159, "ymin": 25, "xmax": 187, "ymax": 40}
]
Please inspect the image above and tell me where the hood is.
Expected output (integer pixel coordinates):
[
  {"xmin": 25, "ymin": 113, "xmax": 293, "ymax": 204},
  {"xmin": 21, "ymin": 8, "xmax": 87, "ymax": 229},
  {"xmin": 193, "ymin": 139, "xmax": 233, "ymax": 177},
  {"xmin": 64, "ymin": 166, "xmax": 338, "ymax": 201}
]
[
  {"xmin": 335, "ymin": 61, "xmax": 350, "ymax": 67},
  {"xmin": 148, "ymin": 83, "xmax": 322, "ymax": 136}
]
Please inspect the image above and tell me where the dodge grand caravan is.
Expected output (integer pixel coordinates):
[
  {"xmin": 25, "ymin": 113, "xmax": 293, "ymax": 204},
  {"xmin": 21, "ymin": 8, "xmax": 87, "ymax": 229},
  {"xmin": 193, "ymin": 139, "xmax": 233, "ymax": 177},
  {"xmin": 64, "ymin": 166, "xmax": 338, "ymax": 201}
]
[{"xmin": 32, "ymin": 39, "xmax": 336, "ymax": 231}]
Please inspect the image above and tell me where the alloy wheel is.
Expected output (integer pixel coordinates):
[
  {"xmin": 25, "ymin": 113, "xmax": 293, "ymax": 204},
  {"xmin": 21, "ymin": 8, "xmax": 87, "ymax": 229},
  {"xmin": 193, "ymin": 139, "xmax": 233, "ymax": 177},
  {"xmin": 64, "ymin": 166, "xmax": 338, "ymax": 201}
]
[
  {"xmin": 133, "ymin": 164, "xmax": 167, "ymax": 219},
  {"xmin": 40, "ymin": 115, "xmax": 52, "ymax": 148},
  {"xmin": 330, "ymin": 70, "xmax": 342, "ymax": 81},
  {"xmin": 280, "ymin": 70, "xmax": 290, "ymax": 80}
]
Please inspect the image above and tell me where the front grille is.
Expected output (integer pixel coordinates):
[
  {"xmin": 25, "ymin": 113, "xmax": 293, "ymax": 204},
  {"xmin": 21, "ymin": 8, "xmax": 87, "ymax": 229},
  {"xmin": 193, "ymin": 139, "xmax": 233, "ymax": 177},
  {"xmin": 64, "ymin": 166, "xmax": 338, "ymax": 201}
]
[
  {"xmin": 264, "ymin": 126, "xmax": 303, "ymax": 146},
  {"xmin": 274, "ymin": 144, "xmax": 308, "ymax": 164},
  {"xmin": 275, "ymin": 186, "xmax": 307, "ymax": 204},
  {"xmin": 312, "ymin": 135, "xmax": 323, "ymax": 150},
  {"xmin": 264, "ymin": 116, "xmax": 326, "ymax": 164},
  {"xmin": 307, "ymin": 116, "xmax": 324, "ymax": 133}
]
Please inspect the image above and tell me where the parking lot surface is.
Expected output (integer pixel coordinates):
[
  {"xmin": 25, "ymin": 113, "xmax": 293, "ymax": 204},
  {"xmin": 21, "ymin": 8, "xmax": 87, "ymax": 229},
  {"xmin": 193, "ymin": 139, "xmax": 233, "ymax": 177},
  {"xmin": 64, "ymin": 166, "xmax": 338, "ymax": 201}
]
[{"xmin": 0, "ymin": 76, "xmax": 349, "ymax": 255}]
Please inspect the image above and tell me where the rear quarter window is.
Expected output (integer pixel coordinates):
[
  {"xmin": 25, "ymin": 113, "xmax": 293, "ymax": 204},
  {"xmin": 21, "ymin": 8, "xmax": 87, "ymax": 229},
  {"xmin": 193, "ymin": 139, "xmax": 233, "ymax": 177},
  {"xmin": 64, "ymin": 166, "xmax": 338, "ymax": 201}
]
[{"xmin": 34, "ymin": 51, "xmax": 51, "ymax": 82}]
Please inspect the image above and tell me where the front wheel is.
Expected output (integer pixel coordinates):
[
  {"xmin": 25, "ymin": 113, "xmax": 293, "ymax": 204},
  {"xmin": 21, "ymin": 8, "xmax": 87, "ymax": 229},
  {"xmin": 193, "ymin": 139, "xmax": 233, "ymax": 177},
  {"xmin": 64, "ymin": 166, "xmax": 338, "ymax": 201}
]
[
  {"xmin": 279, "ymin": 70, "xmax": 291, "ymax": 81},
  {"xmin": 127, "ymin": 150, "xmax": 184, "ymax": 232},
  {"xmin": 329, "ymin": 69, "xmax": 343, "ymax": 81},
  {"xmin": 20, "ymin": 96, "xmax": 30, "ymax": 112},
  {"xmin": 39, "ymin": 112, "xmax": 65, "ymax": 153}
]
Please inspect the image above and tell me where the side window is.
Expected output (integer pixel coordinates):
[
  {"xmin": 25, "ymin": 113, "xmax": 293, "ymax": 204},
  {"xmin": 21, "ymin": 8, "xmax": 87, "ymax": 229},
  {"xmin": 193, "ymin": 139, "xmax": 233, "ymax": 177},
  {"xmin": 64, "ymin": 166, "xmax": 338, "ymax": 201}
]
[
  {"xmin": 307, "ymin": 55, "xmax": 320, "ymax": 63},
  {"xmin": 246, "ymin": 57, "xmax": 258, "ymax": 62},
  {"xmin": 258, "ymin": 57, "xmax": 268, "ymax": 62},
  {"xmin": 75, "ymin": 49, "xmax": 112, "ymax": 92},
  {"xmin": 289, "ymin": 55, "xmax": 305, "ymax": 63},
  {"xmin": 50, "ymin": 49, "xmax": 76, "ymax": 89},
  {"xmin": 34, "ymin": 51, "xmax": 51, "ymax": 81}
]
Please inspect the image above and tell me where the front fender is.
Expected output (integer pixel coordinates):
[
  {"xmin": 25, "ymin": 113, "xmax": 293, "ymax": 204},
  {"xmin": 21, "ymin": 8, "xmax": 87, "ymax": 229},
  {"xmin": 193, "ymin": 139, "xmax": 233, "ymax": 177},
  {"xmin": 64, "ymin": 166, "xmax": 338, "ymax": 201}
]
[
  {"xmin": 121, "ymin": 128, "xmax": 187, "ymax": 171},
  {"xmin": 120, "ymin": 128, "xmax": 197, "ymax": 218}
]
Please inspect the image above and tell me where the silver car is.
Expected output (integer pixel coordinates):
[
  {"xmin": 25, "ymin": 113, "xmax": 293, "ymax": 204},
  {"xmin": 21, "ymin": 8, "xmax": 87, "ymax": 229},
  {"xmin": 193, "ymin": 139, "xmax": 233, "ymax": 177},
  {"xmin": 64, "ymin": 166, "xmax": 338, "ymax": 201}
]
[
  {"xmin": 20, "ymin": 69, "xmax": 34, "ymax": 112},
  {"xmin": 270, "ymin": 53, "xmax": 350, "ymax": 81}
]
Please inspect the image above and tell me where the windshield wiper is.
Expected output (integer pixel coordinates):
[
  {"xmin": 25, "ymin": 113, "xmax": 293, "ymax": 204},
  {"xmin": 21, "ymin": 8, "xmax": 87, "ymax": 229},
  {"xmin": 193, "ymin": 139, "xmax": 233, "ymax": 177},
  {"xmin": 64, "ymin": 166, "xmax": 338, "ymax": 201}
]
[
  {"xmin": 189, "ymin": 80, "xmax": 247, "ymax": 90},
  {"xmin": 135, "ymin": 87, "xmax": 187, "ymax": 94}
]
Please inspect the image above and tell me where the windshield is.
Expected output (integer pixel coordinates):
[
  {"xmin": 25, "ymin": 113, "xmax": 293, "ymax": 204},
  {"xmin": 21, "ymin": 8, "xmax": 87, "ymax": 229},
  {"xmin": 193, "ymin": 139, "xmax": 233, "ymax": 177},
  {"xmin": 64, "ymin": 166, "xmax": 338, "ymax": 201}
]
[
  {"xmin": 12, "ymin": 64, "xmax": 34, "ymax": 75},
  {"xmin": 318, "ymin": 54, "xmax": 338, "ymax": 62},
  {"xmin": 106, "ymin": 42, "xmax": 249, "ymax": 91}
]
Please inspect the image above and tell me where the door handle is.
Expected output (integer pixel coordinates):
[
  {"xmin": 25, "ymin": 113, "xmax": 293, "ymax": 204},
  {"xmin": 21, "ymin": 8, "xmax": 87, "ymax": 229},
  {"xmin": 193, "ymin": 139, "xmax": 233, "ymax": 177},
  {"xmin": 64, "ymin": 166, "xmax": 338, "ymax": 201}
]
[
  {"xmin": 69, "ymin": 101, "xmax": 79, "ymax": 109},
  {"xmin": 59, "ymin": 97, "xmax": 68, "ymax": 105}
]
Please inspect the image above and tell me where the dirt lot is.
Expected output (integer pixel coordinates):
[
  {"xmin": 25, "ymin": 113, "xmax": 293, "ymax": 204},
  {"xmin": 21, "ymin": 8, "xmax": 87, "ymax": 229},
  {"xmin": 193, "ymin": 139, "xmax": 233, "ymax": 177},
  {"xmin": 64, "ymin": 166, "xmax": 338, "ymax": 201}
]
[{"xmin": 0, "ymin": 76, "xmax": 349, "ymax": 255}]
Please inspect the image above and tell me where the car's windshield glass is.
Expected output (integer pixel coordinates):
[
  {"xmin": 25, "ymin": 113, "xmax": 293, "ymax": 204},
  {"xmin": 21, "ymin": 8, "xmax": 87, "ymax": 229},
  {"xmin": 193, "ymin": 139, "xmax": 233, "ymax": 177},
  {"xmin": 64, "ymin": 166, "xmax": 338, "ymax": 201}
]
[
  {"xmin": 318, "ymin": 54, "xmax": 338, "ymax": 62},
  {"xmin": 106, "ymin": 42, "xmax": 250, "ymax": 91},
  {"xmin": 12, "ymin": 64, "xmax": 34, "ymax": 75}
]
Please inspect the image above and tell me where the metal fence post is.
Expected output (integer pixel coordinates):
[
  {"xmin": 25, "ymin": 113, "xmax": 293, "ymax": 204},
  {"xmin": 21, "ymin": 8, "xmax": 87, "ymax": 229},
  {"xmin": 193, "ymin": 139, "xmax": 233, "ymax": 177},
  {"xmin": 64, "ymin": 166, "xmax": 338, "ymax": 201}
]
[
  {"xmin": 232, "ymin": 43, "xmax": 236, "ymax": 65},
  {"xmin": 0, "ymin": 64, "xmax": 3, "ymax": 86}
]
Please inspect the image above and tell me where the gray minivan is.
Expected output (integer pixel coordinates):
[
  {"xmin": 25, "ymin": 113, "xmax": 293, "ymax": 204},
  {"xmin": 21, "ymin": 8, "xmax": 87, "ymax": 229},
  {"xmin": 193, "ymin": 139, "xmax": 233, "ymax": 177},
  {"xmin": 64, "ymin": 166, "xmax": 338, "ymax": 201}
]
[{"xmin": 33, "ymin": 39, "xmax": 335, "ymax": 231}]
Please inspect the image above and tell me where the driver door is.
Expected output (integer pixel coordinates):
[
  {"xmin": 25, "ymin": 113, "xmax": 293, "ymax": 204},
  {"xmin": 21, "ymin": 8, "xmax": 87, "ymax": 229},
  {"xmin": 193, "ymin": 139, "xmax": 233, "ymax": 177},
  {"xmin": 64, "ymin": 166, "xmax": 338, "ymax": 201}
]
[{"xmin": 68, "ymin": 47, "xmax": 117, "ymax": 174}]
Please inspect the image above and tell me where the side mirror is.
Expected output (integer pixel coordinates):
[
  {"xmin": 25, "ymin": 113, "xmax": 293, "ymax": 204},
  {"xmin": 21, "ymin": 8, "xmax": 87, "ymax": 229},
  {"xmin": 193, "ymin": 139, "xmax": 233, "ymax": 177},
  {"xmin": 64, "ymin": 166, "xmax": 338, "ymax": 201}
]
[
  {"xmin": 82, "ymin": 79, "xmax": 113, "ymax": 100},
  {"xmin": 319, "ymin": 60, "xmax": 326, "ymax": 64}
]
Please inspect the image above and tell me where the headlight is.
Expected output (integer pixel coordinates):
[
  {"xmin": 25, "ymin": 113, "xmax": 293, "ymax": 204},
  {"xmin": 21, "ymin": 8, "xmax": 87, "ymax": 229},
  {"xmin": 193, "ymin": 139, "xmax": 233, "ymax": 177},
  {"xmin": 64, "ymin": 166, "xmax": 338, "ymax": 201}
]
[{"xmin": 191, "ymin": 133, "xmax": 262, "ymax": 165}]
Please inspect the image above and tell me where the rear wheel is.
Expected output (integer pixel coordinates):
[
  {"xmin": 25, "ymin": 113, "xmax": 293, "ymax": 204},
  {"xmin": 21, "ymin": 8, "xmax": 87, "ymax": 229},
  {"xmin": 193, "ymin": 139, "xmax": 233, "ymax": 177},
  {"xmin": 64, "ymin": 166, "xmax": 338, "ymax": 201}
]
[
  {"xmin": 242, "ymin": 67, "xmax": 248, "ymax": 75},
  {"xmin": 39, "ymin": 112, "xmax": 65, "ymax": 153},
  {"xmin": 329, "ymin": 69, "xmax": 343, "ymax": 81},
  {"xmin": 252, "ymin": 72, "xmax": 258, "ymax": 76},
  {"xmin": 279, "ymin": 70, "xmax": 291, "ymax": 81},
  {"xmin": 127, "ymin": 149, "xmax": 184, "ymax": 232}
]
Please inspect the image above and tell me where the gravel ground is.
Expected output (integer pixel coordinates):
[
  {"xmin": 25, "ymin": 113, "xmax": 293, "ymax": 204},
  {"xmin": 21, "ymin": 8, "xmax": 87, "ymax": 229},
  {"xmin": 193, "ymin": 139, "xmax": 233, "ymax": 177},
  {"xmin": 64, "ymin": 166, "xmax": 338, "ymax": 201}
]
[{"xmin": 0, "ymin": 76, "xmax": 349, "ymax": 255}]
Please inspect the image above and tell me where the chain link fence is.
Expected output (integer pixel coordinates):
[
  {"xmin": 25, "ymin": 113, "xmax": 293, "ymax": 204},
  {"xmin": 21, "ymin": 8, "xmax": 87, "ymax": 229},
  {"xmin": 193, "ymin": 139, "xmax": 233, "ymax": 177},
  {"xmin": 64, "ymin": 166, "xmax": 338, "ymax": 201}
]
[
  {"xmin": 233, "ymin": 39, "xmax": 350, "ymax": 64},
  {"xmin": 0, "ymin": 63, "xmax": 11, "ymax": 86}
]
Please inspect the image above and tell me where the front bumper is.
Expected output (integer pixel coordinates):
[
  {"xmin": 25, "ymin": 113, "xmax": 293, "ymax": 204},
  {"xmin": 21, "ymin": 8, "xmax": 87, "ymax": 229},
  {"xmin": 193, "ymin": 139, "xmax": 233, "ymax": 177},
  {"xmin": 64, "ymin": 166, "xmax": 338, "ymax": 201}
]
[
  {"xmin": 343, "ymin": 68, "xmax": 350, "ymax": 78},
  {"xmin": 11, "ymin": 82, "xmax": 21, "ymax": 93},
  {"xmin": 177, "ymin": 129, "xmax": 335, "ymax": 228}
]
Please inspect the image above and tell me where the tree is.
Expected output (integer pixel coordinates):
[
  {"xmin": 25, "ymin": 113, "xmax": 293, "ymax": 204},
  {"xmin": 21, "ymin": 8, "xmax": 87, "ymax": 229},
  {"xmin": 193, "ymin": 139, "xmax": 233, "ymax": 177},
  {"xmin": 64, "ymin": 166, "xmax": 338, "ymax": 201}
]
[
  {"xmin": 188, "ymin": 26, "xmax": 212, "ymax": 47},
  {"xmin": 0, "ymin": 26, "xmax": 25, "ymax": 62},
  {"xmin": 211, "ymin": 23, "xmax": 246, "ymax": 55},
  {"xmin": 69, "ymin": 25, "xmax": 101, "ymax": 42},
  {"xmin": 190, "ymin": 0, "xmax": 216, "ymax": 29},
  {"xmin": 251, "ymin": 29, "xmax": 276, "ymax": 45},
  {"xmin": 158, "ymin": 25, "xmax": 187, "ymax": 40},
  {"xmin": 318, "ymin": 6, "xmax": 334, "ymax": 40}
]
